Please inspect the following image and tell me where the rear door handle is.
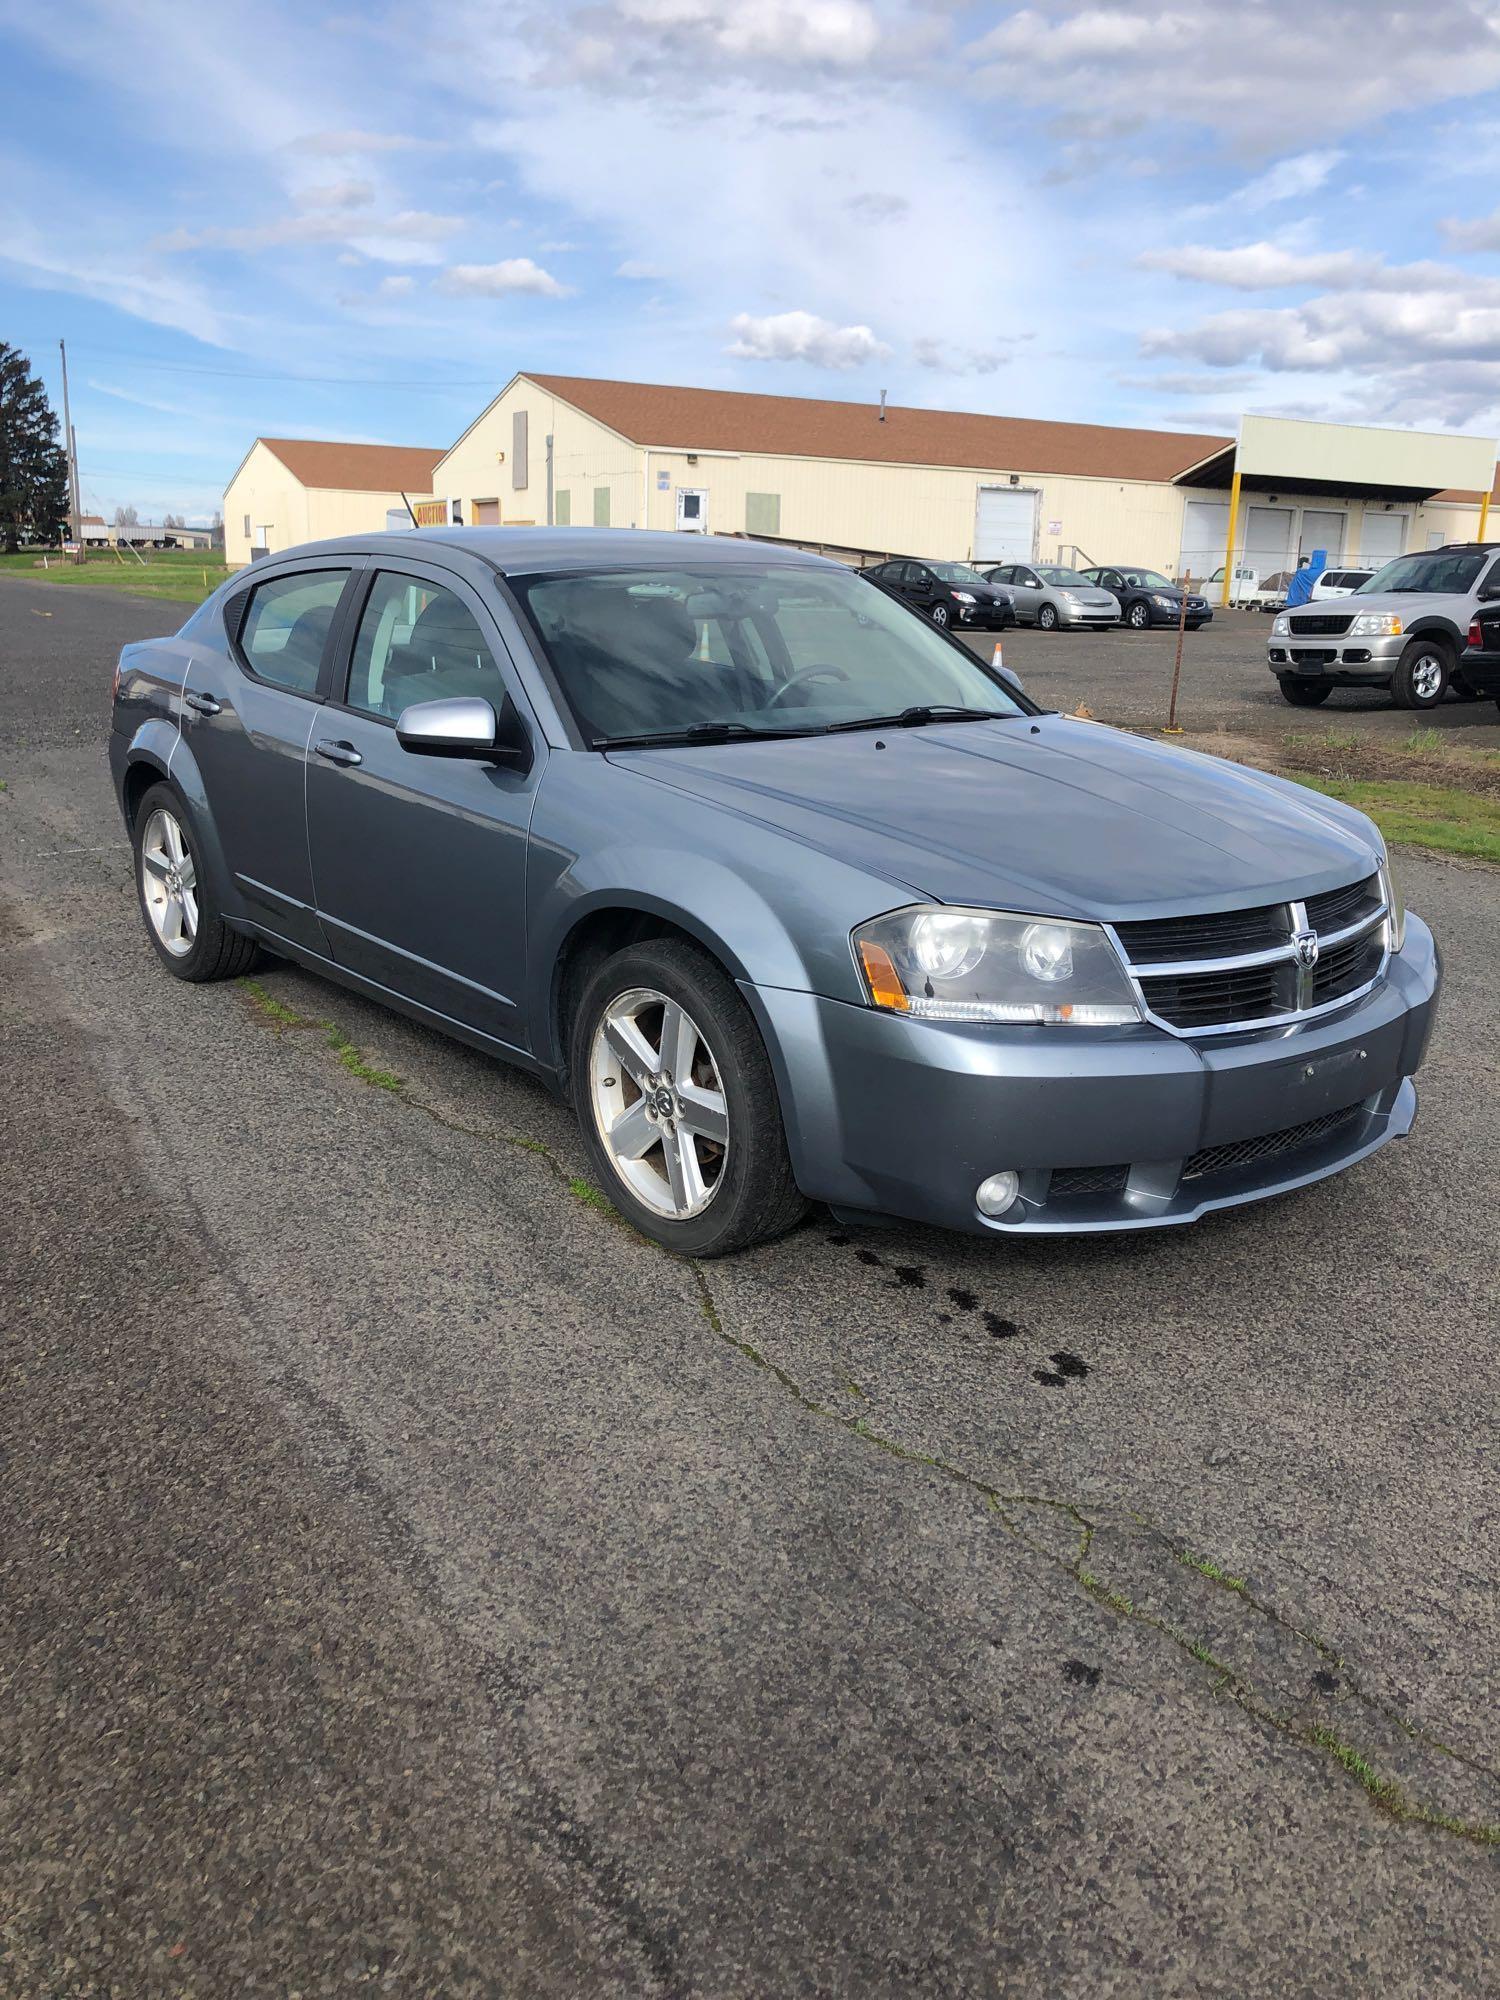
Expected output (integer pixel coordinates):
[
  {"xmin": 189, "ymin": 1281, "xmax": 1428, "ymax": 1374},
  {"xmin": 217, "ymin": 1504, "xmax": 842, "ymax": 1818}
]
[
  {"xmin": 184, "ymin": 691, "xmax": 220, "ymax": 715},
  {"xmin": 314, "ymin": 738, "xmax": 362, "ymax": 767}
]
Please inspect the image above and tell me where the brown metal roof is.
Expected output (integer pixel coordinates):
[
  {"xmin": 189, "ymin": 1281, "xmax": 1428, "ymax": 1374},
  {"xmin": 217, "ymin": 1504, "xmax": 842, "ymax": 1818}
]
[
  {"xmin": 524, "ymin": 374, "xmax": 1230, "ymax": 482},
  {"xmin": 259, "ymin": 437, "xmax": 443, "ymax": 493}
]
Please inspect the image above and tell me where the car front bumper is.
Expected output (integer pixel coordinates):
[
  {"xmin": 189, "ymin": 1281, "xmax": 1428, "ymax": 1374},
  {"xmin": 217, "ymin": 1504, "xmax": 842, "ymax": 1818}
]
[
  {"xmin": 1267, "ymin": 629, "xmax": 1404, "ymax": 686},
  {"xmin": 1057, "ymin": 606, "xmax": 1118, "ymax": 627},
  {"xmin": 746, "ymin": 915, "xmax": 1439, "ymax": 1236},
  {"xmin": 954, "ymin": 603, "xmax": 1014, "ymax": 629}
]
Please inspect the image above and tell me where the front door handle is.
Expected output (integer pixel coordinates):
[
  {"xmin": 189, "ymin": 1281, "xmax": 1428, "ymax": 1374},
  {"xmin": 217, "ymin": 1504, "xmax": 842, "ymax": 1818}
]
[
  {"xmin": 184, "ymin": 691, "xmax": 220, "ymax": 715},
  {"xmin": 314, "ymin": 739, "xmax": 362, "ymax": 767}
]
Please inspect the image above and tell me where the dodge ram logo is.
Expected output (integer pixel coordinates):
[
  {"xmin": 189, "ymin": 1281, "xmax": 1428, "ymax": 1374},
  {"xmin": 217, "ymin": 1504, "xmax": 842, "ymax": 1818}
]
[{"xmin": 1293, "ymin": 928, "xmax": 1320, "ymax": 970}]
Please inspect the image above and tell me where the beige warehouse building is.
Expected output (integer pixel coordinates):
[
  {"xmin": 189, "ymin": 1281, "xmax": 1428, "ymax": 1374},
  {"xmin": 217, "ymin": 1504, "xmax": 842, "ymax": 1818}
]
[
  {"xmin": 224, "ymin": 378, "xmax": 1499, "ymax": 592},
  {"xmin": 223, "ymin": 438, "xmax": 442, "ymax": 568},
  {"xmin": 431, "ymin": 374, "xmax": 1500, "ymax": 588}
]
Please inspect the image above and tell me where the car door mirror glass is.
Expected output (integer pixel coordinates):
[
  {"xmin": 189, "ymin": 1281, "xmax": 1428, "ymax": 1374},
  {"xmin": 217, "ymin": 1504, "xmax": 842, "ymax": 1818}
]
[{"xmin": 994, "ymin": 664, "xmax": 1025, "ymax": 697}]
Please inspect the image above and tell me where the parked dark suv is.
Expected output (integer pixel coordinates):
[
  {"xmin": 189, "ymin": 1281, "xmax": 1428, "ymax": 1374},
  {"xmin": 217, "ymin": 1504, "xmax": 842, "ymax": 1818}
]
[
  {"xmin": 863, "ymin": 558, "xmax": 1015, "ymax": 630},
  {"xmin": 1460, "ymin": 605, "xmax": 1500, "ymax": 707}
]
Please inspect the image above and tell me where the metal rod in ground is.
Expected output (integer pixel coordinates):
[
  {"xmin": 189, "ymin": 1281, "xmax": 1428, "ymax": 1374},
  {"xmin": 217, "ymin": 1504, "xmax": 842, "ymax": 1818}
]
[{"xmin": 1165, "ymin": 571, "xmax": 1191, "ymax": 732}]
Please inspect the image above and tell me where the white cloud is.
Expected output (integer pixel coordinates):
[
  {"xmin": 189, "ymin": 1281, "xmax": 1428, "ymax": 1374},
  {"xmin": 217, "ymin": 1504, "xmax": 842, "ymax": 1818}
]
[
  {"xmin": 528, "ymin": 0, "xmax": 892, "ymax": 85},
  {"xmin": 297, "ymin": 128, "xmax": 432, "ymax": 155},
  {"xmin": 437, "ymin": 256, "xmax": 572, "ymax": 297},
  {"xmin": 616, "ymin": 258, "xmax": 664, "ymax": 279},
  {"xmin": 844, "ymin": 191, "xmax": 909, "ymax": 222},
  {"xmin": 911, "ymin": 336, "xmax": 1010, "ymax": 376},
  {"xmin": 965, "ymin": 2, "xmax": 1500, "ymax": 150},
  {"xmin": 377, "ymin": 274, "xmax": 416, "ymax": 296},
  {"xmin": 1441, "ymin": 204, "xmax": 1500, "ymax": 250},
  {"xmin": 1139, "ymin": 241, "xmax": 1500, "ymax": 298},
  {"xmin": 159, "ymin": 208, "xmax": 464, "ymax": 260},
  {"xmin": 1234, "ymin": 149, "xmax": 1343, "ymax": 209},
  {"xmin": 727, "ymin": 308, "xmax": 888, "ymax": 368},
  {"xmin": 297, "ymin": 178, "xmax": 376, "ymax": 210}
]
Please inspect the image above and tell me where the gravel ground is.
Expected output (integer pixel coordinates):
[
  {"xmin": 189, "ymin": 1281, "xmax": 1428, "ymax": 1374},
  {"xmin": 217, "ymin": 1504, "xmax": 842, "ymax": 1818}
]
[{"xmin": 3, "ymin": 578, "xmax": 1497, "ymax": 1998}]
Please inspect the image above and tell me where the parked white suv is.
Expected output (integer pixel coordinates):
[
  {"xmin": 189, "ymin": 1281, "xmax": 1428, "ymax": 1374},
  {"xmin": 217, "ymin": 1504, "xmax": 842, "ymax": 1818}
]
[
  {"xmin": 1309, "ymin": 567, "xmax": 1377, "ymax": 601},
  {"xmin": 1268, "ymin": 544, "xmax": 1497, "ymax": 709}
]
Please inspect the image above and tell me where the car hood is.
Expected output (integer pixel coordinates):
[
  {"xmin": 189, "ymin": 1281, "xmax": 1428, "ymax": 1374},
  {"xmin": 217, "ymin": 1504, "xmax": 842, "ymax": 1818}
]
[
  {"xmin": 608, "ymin": 717, "xmax": 1377, "ymax": 920},
  {"xmin": 1311, "ymin": 588, "xmax": 1466, "ymax": 617}
]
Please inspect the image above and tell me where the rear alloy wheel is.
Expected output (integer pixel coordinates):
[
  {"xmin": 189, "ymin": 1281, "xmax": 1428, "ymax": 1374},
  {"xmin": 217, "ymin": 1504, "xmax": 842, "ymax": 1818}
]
[
  {"xmin": 1391, "ymin": 638, "xmax": 1449, "ymax": 710},
  {"xmin": 1277, "ymin": 677, "xmax": 1333, "ymax": 707},
  {"xmin": 930, "ymin": 601, "xmax": 951, "ymax": 628},
  {"xmin": 1037, "ymin": 602, "xmax": 1060, "ymax": 631},
  {"xmin": 572, "ymin": 938, "xmax": 805, "ymax": 1257},
  {"xmin": 1126, "ymin": 600, "xmax": 1151, "ymax": 629},
  {"xmin": 131, "ymin": 780, "xmax": 261, "ymax": 982}
]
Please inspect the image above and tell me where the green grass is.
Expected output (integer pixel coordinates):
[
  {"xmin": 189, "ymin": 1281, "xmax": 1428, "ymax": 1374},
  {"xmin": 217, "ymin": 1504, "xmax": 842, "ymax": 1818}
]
[
  {"xmin": 1293, "ymin": 776, "xmax": 1500, "ymax": 865},
  {"xmin": 1180, "ymin": 1550, "xmax": 1247, "ymax": 1592},
  {"xmin": 567, "ymin": 1176, "xmax": 617, "ymax": 1216},
  {"xmin": 0, "ymin": 547, "xmax": 230, "ymax": 606},
  {"xmin": 1403, "ymin": 727, "xmax": 1445, "ymax": 755}
]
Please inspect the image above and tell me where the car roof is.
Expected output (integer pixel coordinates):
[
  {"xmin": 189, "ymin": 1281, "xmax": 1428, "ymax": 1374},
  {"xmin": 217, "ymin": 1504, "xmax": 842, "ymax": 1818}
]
[{"xmin": 250, "ymin": 526, "xmax": 844, "ymax": 577}]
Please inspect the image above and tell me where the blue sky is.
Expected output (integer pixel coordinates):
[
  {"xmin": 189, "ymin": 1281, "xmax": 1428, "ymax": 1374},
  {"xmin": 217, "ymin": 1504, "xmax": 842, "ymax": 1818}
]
[{"xmin": 6, "ymin": 0, "xmax": 1500, "ymax": 523}]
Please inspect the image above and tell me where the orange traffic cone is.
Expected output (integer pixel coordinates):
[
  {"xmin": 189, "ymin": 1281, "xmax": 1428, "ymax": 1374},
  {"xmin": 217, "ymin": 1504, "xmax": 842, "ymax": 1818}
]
[{"xmin": 991, "ymin": 639, "xmax": 1005, "ymax": 671}]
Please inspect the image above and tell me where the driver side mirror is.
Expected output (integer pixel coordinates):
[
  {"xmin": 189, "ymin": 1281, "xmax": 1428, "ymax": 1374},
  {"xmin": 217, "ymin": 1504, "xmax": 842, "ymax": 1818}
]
[
  {"xmin": 396, "ymin": 694, "xmax": 533, "ymax": 772},
  {"xmin": 995, "ymin": 664, "xmax": 1025, "ymax": 697}
]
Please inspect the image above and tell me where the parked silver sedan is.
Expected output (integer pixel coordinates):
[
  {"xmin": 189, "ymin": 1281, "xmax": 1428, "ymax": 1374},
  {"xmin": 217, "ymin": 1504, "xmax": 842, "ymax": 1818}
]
[{"xmin": 980, "ymin": 563, "xmax": 1120, "ymax": 630}]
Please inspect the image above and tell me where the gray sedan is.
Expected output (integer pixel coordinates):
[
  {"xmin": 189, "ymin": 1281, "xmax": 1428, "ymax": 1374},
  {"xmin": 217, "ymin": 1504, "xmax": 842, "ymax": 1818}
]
[
  {"xmin": 110, "ymin": 527, "xmax": 1436, "ymax": 1255},
  {"xmin": 982, "ymin": 562, "xmax": 1121, "ymax": 629}
]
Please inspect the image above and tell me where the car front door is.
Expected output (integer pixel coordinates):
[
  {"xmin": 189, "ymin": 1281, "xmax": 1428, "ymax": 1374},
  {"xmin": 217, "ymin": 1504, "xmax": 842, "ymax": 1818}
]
[
  {"xmin": 1009, "ymin": 567, "xmax": 1043, "ymax": 623},
  {"xmin": 303, "ymin": 558, "xmax": 543, "ymax": 1049},
  {"xmin": 179, "ymin": 558, "xmax": 358, "ymax": 952}
]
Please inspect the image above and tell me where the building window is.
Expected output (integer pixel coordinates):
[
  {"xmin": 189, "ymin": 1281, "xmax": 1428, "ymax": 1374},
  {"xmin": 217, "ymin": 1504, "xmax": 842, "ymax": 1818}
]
[
  {"xmin": 512, "ymin": 410, "xmax": 529, "ymax": 491},
  {"xmin": 555, "ymin": 489, "xmax": 571, "ymax": 526},
  {"xmin": 593, "ymin": 486, "xmax": 611, "ymax": 528},
  {"xmin": 746, "ymin": 492, "xmax": 781, "ymax": 537}
]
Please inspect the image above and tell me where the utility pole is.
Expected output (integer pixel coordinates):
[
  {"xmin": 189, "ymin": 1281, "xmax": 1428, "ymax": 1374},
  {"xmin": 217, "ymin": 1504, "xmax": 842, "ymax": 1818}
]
[
  {"xmin": 59, "ymin": 340, "xmax": 82, "ymax": 555},
  {"xmin": 545, "ymin": 433, "xmax": 554, "ymax": 527}
]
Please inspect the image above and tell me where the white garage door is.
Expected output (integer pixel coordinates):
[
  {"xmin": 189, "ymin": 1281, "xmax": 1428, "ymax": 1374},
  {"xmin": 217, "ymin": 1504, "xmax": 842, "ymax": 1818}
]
[
  {"xmin": 1180, "ymin": 498, "xmax": 1230, "ymax": 582},
  {"xmin": 974, "ymin": 486, "xmax": 1036, "ymax": 564},
  {"xmin": 1300, "ymin": 509, "xmax": 1346, "ymax": 561},
  {"xmin": 1359, "ymin": 512, "xmax": 1408, "ymax": 567},
  {"xmin": 1244, "ymin": 506, "xmax": 1294, "ymax": 575}
]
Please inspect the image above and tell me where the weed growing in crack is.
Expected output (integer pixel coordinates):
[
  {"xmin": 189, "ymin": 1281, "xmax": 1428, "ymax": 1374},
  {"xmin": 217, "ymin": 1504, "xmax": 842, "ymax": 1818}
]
[
  {"xmin": 567, "ymin": 1176, "xmax": 617, "ymax": 1217},
  {"xmin": 1180, "ymin": 1550, "xmax": 1247, "ymax": 1592}
]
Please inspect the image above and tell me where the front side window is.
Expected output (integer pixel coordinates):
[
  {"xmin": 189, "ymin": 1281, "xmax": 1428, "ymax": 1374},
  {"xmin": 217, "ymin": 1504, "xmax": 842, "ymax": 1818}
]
[
  {"xmin": 509, "ymin": 563, "xmax": 1026, "ymax": 744},
  {"xmin": 345, "ymin": 572, "xmax": 504, "ymax": 722},
  {"xmin": 237, "ymin": 569, "xmax": 350, "ymax": 695}
]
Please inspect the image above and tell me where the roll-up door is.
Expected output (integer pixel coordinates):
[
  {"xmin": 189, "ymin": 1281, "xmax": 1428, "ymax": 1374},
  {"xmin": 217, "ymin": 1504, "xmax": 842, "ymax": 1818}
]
[{"xmin": 974, "ymin": 486, "xmax": 1036, "ymax": 564}]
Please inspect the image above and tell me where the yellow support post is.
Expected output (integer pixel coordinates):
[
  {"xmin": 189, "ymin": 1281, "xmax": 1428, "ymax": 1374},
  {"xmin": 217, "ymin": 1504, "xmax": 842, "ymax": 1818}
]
[
  {"xmin": 1220, "ymin": 468, "xmax": 1242, "ymax": 607},
  {"xmin": 1479, "ymin": 486, "xmax": 1491, "ymax": 544}
]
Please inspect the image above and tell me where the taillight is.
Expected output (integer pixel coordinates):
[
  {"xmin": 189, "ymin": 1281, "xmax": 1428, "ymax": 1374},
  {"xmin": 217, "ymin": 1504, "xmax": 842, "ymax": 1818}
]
[
  {"xmin": 1467, "ymin": 618, "xmax": 1482, "ymax": 649},
  {"xmin": 111, "ymin": 653, "xmax": 123, "ymax": 700}
]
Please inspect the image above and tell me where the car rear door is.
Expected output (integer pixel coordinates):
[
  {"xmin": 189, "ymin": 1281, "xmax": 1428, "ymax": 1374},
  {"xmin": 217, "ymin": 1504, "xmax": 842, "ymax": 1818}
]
[
  {"xmin": 303, "ymin": 555, "xmax": 542, "ymax": 1049},
  {"xmin": 180, "ymin": 557, "xmax": 359, "ymax": 952}
]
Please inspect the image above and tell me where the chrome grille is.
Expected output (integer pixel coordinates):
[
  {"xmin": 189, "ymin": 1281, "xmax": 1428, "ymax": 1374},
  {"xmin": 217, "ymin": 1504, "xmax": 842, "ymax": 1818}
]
[{"xmin": 1113, "ymin": 873, "xmax": 1387, "ymax": 1036}]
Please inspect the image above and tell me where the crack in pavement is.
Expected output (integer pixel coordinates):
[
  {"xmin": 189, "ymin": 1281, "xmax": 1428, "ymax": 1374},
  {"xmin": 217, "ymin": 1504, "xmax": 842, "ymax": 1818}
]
[{"xmin": 236, "ymin": 976, "xmax": 1500, "ymax": 1848}]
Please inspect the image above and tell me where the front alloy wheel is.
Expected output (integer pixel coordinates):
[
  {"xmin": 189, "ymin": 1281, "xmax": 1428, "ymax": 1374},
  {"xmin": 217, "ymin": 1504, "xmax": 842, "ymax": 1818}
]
[
  {"xmin": 590, "ymin": 987, "xmax": 729, "ymax": 1220},
  {"xmin": 1392, "ymin": 639, "xmax": 1449, "ymax": 710},
  {"xmin": 1037, "ymin": 602, "xmax": 1059, "ymax": 630},
  {"xmin": 1127, "ymin": 601, "xmax": 1150, "ymax": 629},
  {"xmin": 930, "ymin": 602, "xmax": 951, "ymax": 627}
]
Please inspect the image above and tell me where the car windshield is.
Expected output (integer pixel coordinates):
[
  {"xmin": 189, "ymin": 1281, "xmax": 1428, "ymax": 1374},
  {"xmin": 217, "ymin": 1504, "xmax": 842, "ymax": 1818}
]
[
  {"xmin": 1355, "ymin": 551, "xmax": 1486, "ymax": 595},
  {"xmin": 1118, "ymin": 569, "xmax": 1174, "ymax": 589},
  {"xmin": 509, "ymin": 564, "xmax": 1027, "ymax": 744},
  {"xmin": 928, "ymin": 562, "xmax": 988, "ymax": 584},
  {"xmin": 1035, "ymin": 566, "xmax": 1092, "ymax": 586}
]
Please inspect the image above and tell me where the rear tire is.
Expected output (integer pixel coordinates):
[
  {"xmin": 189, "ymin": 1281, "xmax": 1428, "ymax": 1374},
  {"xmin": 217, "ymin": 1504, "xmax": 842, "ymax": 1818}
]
[
  {"xmin": 131, "ymin": 780, "xmax": 261, "ymax": 982},
  {"xmin": 569, "ymin": 937, "xmax": 807, "ymax": 1258},
  {"xmin": 1391, "ymin": 638, "xmax": 1450, "ymax": 710},
  {"xmin": 1277, "ymin": 678, "xmax": 1333, "ymax": 707}
]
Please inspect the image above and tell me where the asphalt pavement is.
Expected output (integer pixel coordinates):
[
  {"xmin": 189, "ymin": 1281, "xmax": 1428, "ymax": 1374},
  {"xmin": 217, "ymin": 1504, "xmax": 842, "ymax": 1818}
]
[{"xmin": 3, "ymin": 578, "xmax": 1497, "ymax": 1998}]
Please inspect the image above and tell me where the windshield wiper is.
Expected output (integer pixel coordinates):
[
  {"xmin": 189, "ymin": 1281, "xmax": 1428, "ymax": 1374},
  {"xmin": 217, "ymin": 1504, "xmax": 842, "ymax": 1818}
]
[
  {"xmin": 593, "ymin": 720, "xmax": 820, "ymax": 749},
  {"xmin": 821, "ymin": 704, "xmax": 1012, "ymax": 735}
]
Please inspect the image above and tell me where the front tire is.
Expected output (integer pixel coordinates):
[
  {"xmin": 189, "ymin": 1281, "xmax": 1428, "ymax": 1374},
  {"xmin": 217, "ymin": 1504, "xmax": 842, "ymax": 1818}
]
[
  {"xmin": 1391, "ymin": 638, "xmax": 1450, "ymax": 710},
  {"xmin": 1037, "ymin": 602, "xmax": 1059, "ymax": 631},
  {"xmin": 1126, "ymin": 600, "xmax": 1150, "ymax": 630},
  {"xmin": 131, "ymin": 780, "xmax": 261, "ymax": 982},
  {"xmin": 930, "ymin": 602, "xmax": 951, "ymax": 628},
  {"xmin": 569, "ymin": 938, "xmax": 806, "ymax": 1257},
  {"xmin": 1277, "ymin": 677, "xmax": 1333, "ymax": 707}
]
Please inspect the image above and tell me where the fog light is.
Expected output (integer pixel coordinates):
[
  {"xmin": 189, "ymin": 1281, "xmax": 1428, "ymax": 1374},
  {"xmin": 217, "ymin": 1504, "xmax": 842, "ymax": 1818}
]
[{"xmin": 976, "ymin": 1171, "xmax": 1021, "ymax": 1217}]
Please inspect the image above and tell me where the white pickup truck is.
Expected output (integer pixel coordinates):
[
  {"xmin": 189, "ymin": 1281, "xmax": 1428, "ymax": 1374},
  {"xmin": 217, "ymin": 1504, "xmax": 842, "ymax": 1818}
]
[{"xmin": 1192, "ymin": 562, "xmax": 1277, "ymax": 608}]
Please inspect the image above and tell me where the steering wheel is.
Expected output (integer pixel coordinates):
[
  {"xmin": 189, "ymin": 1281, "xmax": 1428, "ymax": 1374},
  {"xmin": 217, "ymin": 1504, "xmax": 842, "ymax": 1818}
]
[{"xmin": 765, "ymin": 665, "xmax": 850, "ymax": 710}]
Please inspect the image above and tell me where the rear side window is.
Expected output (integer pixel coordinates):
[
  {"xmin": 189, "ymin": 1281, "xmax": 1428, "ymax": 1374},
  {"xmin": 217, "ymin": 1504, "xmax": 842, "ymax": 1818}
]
[{"xmin": 237, "ymin": 570, "xmax": 350, "ymax": 694}]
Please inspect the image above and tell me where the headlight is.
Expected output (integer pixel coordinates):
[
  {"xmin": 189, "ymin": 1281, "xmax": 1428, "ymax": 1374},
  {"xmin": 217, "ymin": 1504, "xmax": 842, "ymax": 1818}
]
[
  {"xmin": 951, "ymin": 590, "xmax": 976, "ymax": 604},
  {"xmin": 1379, "ymin": 854, "xmax": 1406, "ymax": 952},
  {"xmin": 853, "ymin": 906, "xmax": 1142, "ymax": 1026},
  {"xmin": 1350, "ymin": 612, "xmax": 1403, "ymax": 637},
  {"xmin": 1152, "ymin": 594, "xmax": 1176, "ymax": 608},
  {"xmin": 1272, "ymin": 614, "xmax": 1290, "ymax": 635},
  {"xmin": 1058, "ymin": 590, "xmax": 1078, "ymax": 600}
]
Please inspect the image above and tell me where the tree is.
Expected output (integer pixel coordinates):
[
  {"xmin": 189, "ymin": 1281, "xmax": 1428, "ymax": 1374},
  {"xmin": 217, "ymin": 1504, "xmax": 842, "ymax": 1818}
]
[
  {"xmin": 113, "ymin": 504, "xmax": 139, "ymax": 530},
  {"xmin": 0, "ymin": 343, "xmax": 69, "ymax": 552}
]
